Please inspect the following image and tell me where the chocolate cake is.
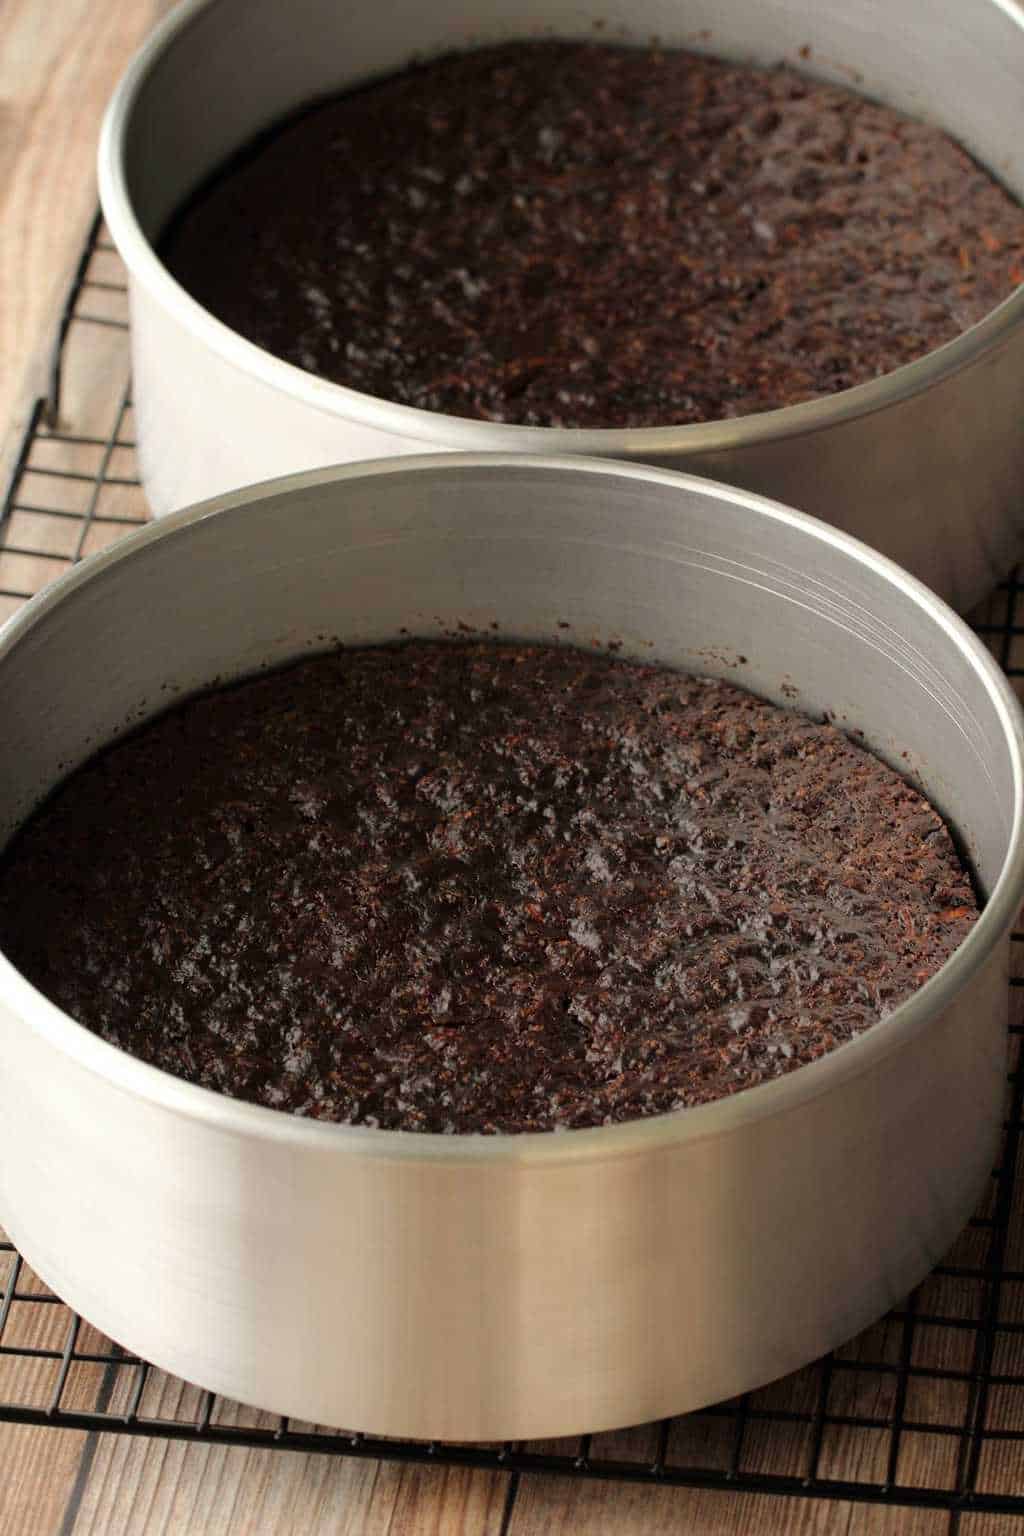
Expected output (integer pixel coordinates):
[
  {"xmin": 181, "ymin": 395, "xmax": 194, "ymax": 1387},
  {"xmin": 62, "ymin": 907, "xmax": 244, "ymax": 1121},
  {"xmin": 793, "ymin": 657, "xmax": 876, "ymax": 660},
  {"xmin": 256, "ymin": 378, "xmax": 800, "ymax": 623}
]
[
  {"xmin": 161, "ymin": 40, "xmax": 1024, "ymax": 428},
  {"xmin": 0, "ymin": 642, "xmax": 978, "ymax": 1133}
]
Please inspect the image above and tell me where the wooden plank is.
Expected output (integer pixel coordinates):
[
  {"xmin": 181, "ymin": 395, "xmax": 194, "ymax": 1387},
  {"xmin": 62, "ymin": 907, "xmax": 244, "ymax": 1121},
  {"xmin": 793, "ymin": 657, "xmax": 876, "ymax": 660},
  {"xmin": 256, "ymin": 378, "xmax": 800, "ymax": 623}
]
[
  {"xmin": 69, "ymin": 1401, "xmax": 510, "ymax": 1535},
  {"xmin": 959, "ymin": 1519, "xmax": 1024, "ymax": 1536},
  {"xmin": 1, "ymin": 249, "xmax": 139, "ymax": 604},
  {"xmin": 506, "ymin": 1477, "xmax": 950, "ymax": 1535},
  {"xmin": 70, "ymin": 1447, "xmax": 510, "ymax": 1536},
  {"xmin": 0, "ymin": 1253, "xmax": 101, "ymax": 1536},
  {"xmin": 0, "ymin": 1425, "xmax": 87, "ymax": 1536},
  {"xmin": 0, "ymin": 0, "xmax": 158, "ymax": 495}
]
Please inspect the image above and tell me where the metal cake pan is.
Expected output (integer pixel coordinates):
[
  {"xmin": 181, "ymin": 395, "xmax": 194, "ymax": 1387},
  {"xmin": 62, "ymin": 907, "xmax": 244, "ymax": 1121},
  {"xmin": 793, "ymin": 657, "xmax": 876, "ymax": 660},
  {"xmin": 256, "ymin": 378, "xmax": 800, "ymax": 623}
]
[
  {"xmin": 0, "ymin": 455, "xmax": 1022, "ymax": 1441},
  {"xmin": 97, "ymin": 0, "xmax": 1024, "ymax": 612}
]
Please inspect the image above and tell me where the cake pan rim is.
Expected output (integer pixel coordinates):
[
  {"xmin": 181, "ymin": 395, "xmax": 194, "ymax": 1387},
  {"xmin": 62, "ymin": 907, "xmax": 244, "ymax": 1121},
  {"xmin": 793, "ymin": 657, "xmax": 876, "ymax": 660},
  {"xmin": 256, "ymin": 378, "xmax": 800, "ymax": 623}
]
[
  {"xmin": 1, "ymin": 451, "xmax": 1021, "ymax": 1166},
  {"xmin": 96, "ymin": 0, "xmax": 1024, "ymax": 458}
]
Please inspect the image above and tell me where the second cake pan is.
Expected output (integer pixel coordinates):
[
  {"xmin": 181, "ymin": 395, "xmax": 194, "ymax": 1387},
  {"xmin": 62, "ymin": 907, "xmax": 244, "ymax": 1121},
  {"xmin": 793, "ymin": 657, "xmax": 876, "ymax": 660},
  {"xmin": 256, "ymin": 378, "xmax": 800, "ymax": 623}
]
[
  {"xmin": 0, "ymin": 455, "xmax": 1021, "ymax": 1441},
  {"xmin": 98, "ymin": 0, "xmax": 1024, "ymax": 611}
]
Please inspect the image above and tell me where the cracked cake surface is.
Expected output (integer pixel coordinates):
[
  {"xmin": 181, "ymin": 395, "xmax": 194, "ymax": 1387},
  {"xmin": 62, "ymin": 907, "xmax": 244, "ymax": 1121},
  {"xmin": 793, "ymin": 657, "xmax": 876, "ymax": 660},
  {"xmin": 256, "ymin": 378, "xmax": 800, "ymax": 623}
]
[
  {"xmin": 0, "ymin": 642, "xmax": 979, "ymax": 1133},
  {"xmin": 161, "ymin": 40, "xmax": 1024, "ymax": 427}
]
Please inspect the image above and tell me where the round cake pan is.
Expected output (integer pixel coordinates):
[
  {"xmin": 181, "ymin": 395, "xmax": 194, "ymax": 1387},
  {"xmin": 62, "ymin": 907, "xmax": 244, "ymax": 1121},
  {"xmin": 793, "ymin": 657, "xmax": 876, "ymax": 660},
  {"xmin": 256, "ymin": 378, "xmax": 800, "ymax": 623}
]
[
  {"xmin": 97, "ymin": 0, "xmax": 1024, "ymax": 612},
  {"xmin": 1, "ymin": 456, "xmax": 1022, "ymax": 1441}
]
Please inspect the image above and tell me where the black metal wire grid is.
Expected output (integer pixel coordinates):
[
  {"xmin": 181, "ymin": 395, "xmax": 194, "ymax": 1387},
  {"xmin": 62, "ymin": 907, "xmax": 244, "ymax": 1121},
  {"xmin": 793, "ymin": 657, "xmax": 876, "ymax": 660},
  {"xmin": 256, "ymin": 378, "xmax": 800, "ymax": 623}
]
[{"xmin": 3, "ymin": 213, "xmax": 1024, "ymax": 1532}]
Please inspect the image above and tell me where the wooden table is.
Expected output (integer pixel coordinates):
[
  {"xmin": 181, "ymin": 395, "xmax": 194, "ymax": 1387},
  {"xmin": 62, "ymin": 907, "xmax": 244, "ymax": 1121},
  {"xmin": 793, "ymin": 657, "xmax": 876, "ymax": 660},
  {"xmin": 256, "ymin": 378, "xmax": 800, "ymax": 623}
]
[{"xmin": 2, "ymin": 3, "xmax": 1022, "ymax": 1530}]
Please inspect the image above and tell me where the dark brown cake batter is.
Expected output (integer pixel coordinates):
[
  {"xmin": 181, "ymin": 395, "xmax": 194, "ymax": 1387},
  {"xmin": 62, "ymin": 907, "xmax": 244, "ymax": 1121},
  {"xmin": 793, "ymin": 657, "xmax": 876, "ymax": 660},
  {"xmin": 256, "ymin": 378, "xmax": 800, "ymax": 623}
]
[
  {"xmin": 0, "ymin": 643, "xmax": 978, "ymax": 1133},
  {"xmin": 161, "ymin": 41, "xmax": 1024, "ymax": 428}
]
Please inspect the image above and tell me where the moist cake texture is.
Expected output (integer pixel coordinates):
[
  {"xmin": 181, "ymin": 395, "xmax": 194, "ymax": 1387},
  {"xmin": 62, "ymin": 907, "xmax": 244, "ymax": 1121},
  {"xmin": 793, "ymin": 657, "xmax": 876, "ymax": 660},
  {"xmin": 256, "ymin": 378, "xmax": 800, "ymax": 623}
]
[
  {"xmin": 161, "ymin": 40, "xmax": 1024, "ymax": 428},
  {"xmin": 0, "ymin": 642, "xmax": 978, "ymax": 1133}
]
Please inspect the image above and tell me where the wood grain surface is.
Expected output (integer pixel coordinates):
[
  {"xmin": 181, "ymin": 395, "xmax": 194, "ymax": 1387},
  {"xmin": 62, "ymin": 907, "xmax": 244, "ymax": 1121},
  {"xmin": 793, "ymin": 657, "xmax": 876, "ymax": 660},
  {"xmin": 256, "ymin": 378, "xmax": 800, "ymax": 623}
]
[
  {"xmin": 2, "ymin": 1, "xmax": 1024, "ymax": 1532},
  {"xmin": 0, "ymin": 0, "xmax": 165, "ymax": 494}
]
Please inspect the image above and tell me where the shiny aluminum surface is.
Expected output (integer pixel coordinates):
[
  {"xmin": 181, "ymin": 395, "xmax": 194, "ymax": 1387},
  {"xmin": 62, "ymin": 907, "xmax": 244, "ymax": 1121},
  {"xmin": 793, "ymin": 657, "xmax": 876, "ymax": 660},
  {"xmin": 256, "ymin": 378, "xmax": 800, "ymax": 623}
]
[
  {"xmin": 1, "ymin": 456, "xmax": 1022, "ymax": 1441},
  {"xmin": 98, "ymin": 0, "xmax": 1024, "ymax": 611}
]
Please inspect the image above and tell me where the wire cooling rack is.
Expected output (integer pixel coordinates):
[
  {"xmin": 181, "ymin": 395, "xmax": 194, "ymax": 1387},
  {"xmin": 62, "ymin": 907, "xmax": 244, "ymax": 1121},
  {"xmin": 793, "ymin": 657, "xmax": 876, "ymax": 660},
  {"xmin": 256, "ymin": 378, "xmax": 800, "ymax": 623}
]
[{"xmin": 3, "ymin": 213, "xmax": 1024, "ymax": 1533}]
